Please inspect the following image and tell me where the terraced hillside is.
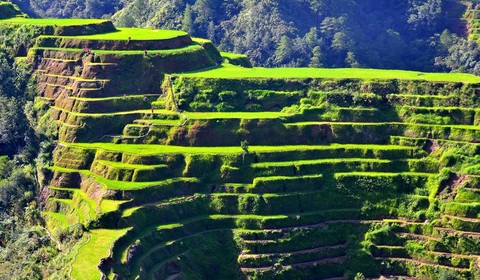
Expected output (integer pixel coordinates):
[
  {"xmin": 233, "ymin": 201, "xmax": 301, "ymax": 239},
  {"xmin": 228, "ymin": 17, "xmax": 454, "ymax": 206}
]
[
  {"xmin": 2, "ymin": 11, "xmax": 480, "ymax": 280},
  {"xmin": 464, "ymin": 0, "xmax": 480, "ymax": 40}
]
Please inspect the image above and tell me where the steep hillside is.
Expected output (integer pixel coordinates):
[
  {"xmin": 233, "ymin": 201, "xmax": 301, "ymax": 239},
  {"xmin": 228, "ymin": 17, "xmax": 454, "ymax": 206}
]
[{"xmin": 2, "ymin": 12, "xmax": 480, "ymax": 280}]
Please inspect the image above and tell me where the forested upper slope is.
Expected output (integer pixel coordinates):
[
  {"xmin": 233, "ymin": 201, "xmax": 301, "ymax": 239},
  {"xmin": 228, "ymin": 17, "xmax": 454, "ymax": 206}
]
[{"xmin": 9, "ymin": 0, "xmax": 480, "ymax": 73}]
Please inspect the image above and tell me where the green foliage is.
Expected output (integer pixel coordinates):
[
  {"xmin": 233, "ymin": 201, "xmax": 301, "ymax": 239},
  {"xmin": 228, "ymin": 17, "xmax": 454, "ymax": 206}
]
[
  {"xmin": 17, "ymin": 0, "xmax": 121, "ymax": 18},
  {"xmin": 0, "ymin": 2, "xmax": 23, "ymax": 19},
  {"xmin": 181, "ymin": 64, "xmax": 480, "ymax": 82},
  {"xmin": 108, "ymin": 0, "xmax": 463, "ymax": 72}
]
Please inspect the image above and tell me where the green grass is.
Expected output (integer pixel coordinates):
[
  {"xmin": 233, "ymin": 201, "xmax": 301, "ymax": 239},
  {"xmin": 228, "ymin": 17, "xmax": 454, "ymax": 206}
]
[
  {"xmin": 97, "ymin": 160, "xmax": 167, "ymax": 170},
  {"xmin": 43, "ymin": 211, "xmax": 70, "ymax": 228},
  {"xmin": 334, "ymin": 171, "xmax": 435, "ymax": 177},
  {"xmin": 54, "ymin": 198, "xmax": 86, "ymax": 223},
  {"xmin": 180, "ymin": 63, "xmax": 480, "ymax": 83},
  {"xmin": 71, "ymin": 228, "xmax": 129, "ymax": 280},
  {"xmin": 134, "ymin": 119, "xmax": 181, "ymax": 126},
  {"xmin": 52, "ymin": 106, "xmax": 177, "ymax": 116},
  {"xmin": 252, "ymin": 158, "xmax": 392, "ymax": 167},
  {"xmin": 51, "ymin": 166, "xmax": 196, "ymax": 190},
  {"xmin": 286, "ymin": 121, "xmax": 480, "ymax": 130},
  {"xmin": 185, "ymin": 111, "xmax": 293, "ymax": 119},
  {"xmin": 63, "ymin": 142, "xmax": 418, "ymax": 156},
  {"xmin": 60, "ymin": 27, "xmax": 187, "ymax": 40},
  {"xmin": 73, "ymin": 190, "xmax": 98, "ymax": 219},
  {"xmin": 192, "ymin": 37, "xmax": 211, "ymax": 44},
  {"xmin": 100, "ymin": 199, "xmax": 128, "ymax": 213},
  {"xmin": 220, "ymin": 52, "xmax": 248, "ymax": 59},
  {"xmin": 0, "ymin": 17, "xmax": 108, "ymax": 26}
]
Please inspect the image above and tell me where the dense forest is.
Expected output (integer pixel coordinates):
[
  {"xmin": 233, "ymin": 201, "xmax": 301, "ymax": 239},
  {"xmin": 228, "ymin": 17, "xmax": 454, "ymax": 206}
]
[{"xmin": 9, "ymin": 0, "xmax": 480, "ymax": 73}]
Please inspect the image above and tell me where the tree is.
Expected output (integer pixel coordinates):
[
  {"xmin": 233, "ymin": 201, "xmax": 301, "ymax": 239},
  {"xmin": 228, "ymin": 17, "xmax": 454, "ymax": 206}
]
[
  {"xmin": 407, "ymin": 0, "xmax": 443, "ymax": 32},
  {"xmin": 345, "ymin": 51, "xmax": 360, "ymax": 67},
  {"xmin": 274, "ymin": 36, "xmax": 293, "ymax": 66},
  {"xmin": 304, "ymin": 27, "xmax": 320, "ymax": 49},
  {"xmin": 182, "ymin": 4, "xmax": 194, "ymax": 34},
  {"xmin": 0, "ymin": 96, "xmax": 28, "ymax": 155},
  {"xmin": 309, "ymin": 46, "xmax": 323, "ymax": 67}
]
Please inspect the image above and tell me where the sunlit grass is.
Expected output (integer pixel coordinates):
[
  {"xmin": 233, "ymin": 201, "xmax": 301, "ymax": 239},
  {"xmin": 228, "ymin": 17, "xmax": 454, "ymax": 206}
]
[
  {"xmin": 180, "ymin": 63, "xmax": 480, "ymax": 83},
  {"xmin": 0, "ymin": 17, "xmax": 108, "ymax": 26},
  {"xmin": 64, "ymin": 142, "xmax": 418, "ymax": 156},
  {"xmin": 71, "ymin": 228, "xmax": 129, "ymax": 280}
]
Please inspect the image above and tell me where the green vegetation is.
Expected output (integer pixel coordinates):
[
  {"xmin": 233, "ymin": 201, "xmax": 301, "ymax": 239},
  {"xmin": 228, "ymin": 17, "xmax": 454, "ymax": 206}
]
[
  {"xmin": 64, "ymin": 143, "xmax": 417, "ymax": 155},
  {"xmin": 30, "ymin": 44, "xmax": 201, "ymax": 55},
  {"xmin": 71, "ymin": 229, "xmax": 129, "ymax": 280},
  {"xmin": 0, "ymin": 17, "xmax": 108, "ymax": 26},
  {"xmin": 62, "ymin": 27, "xmax": 186, "ymax": 40},
  {"xmin": 181, "ymin": 64, "xmax": 480, "ymax": 83}
]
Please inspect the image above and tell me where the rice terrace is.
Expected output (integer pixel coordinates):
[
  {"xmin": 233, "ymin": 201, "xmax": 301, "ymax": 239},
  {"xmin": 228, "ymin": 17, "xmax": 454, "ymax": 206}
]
[{"xmin": 0, "ymin": 1, "xmax": 480, "ymax": 280}]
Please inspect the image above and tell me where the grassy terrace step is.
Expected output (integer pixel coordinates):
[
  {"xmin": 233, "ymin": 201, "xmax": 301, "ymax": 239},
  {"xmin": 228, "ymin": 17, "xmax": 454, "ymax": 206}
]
[
  {"xmin": 220, "ymin": 51, "xmax": 252, "ymax": 67},
  {"xmin": 47, "ymin": 28, "xmax": 187, "ymax": 40},
  {"xmin": 36, "ymin": 28, "xmax": 191, "ymax": 50},
  {"xmin": 252, "ymin": 158, "xmax": 438, "ymax": 177},
  {"xmin": 398, "ymin": 106, "xmax": 480, "ymax": 125},
  {"xmin": 51, "ymin": 166, "xmax": 196, "ymax": 191},
  {"xmin": 30, "ymin": 44, "xmax": 202, "ymax": 57},
  {"xmin": 246, "ymin": 174, "xmax": 323, "ymax": 193},
  {"xmin": 442, "ymin": 215, "xmax": 480, "ymax": 232},
  {"xmin": 49, "ymin": 198, "xmax": 88, "ymax": 224},
  {"xmin": 286, "ymin": 121, "xmax": 480, "ymax": 129},
  {"xmin": 442, "ymin": 202, "xmax": 480, "ymax": 218},
  {"xmin": 55, "ymin": 96, "xmax": 157, "ymax": 114},
  {"xmin": 381, "ymin": 219, "xmax": 480, "ymax": 239},
  {"xmin": 52, "ymin": 106, "xmax": 176, "ymax": 117},
  {"xmin": 375, "ymin": 257, "xmax": 472, "ymax": 274},
  {"xmin": 71, "ymin": 228, "xmax": 129, "ymax": 280},
  {"xmin": 90, "ymin": 160, "xmax": 169, "ymax": 182},
  {"xmin": 184, "ymin": 111, "xmax": 294, "ymax": 119},
  {"xmin": 133, "ymin": 119, "xmax": 181, "ymax": 127},
  {"xmin": 373, "ymin": 245, "xmax": 480, "ymax": 261},
  {"xmin": 63, "ymin": 142, "xmax": 422, "ymax": 157},
  {"xmin": 179, "ymin": 63, "xmax": 480, "ymax": 83},
  {"xmin": 372, "ymin": 246, "xmax": 476, "ymax": 269},
  {"xmin": 48, "ymin": 187, "xmax": 98, "ymax": 218},
  {"xmin": 286, "ymin": 121, "xmax": 480, "ymax": 143},
  {"xmin": 43, "ymin": 211, "xmax": 70, "ymax": 229},
  {"xmin": 29, "ymin": 44, "xmax": 217, "ymax": 76}
]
